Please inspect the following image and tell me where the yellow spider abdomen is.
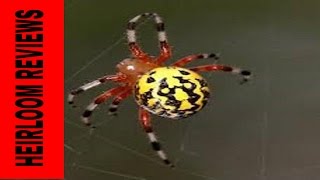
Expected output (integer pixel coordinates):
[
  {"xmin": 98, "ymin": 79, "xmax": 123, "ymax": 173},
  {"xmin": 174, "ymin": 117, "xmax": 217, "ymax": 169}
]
[{"xmin": 134, "ymin": 67, "xmax": 210, "ymax": 119}]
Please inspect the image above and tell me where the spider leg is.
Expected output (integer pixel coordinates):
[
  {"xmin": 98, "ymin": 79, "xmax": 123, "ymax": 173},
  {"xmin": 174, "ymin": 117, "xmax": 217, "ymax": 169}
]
[
  {"xmin": 108, "ymin": 89, "xmax": 132, "ymax": 116},
  {"xmin": 139, "ymin": 107, "xmax": 174, "ymax": 167},
  {"xmin": 127, "ymin": 13, "xmax": 171, "ymax": 63},
  {"xmin": 68, "ymin": 74, "xmax": 126, "ymax": 105},
  {"xmin": 81, "ymin": 86, "xmax": 126, "ymax": 127},
  {"xmin": 189, "ymin": 64, "xmax": 252, "ymax": 84},
  {"xmin": 171, "ymin": 53, "xmax": 220, "ymax": 67},
  {"xmin": 151, "ymin": 13, "xmax": 171, "ymax": 64}
]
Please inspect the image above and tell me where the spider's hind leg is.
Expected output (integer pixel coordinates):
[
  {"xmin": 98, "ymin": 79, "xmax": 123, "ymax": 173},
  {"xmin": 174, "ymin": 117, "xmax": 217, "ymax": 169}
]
[{"xmin": 139, "ymin": 108, "xmax": 174, "ymax": 167}]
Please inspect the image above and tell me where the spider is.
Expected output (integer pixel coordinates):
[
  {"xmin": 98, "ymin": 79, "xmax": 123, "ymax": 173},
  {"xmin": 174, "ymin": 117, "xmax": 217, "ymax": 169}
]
[{"xmin": 68, "ymin": 13, "xmax": 251, "ymax": 167}]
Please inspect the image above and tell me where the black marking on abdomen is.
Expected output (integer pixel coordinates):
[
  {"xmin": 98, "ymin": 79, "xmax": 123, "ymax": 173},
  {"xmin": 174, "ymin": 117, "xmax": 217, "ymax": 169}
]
[
  {"xmin": 179, "ymin": 70, "xmax": 190, "ymax": 75},
  {"xmin": 149, "ymin": 70, "xmax": 156, "ymax": 76},
  {"xmin": 147, "ymin": 77, "xmax": 155, "ymax": 83},
  {"xmin": 157, "ymin": 78, "xmax": 182, "ymax": 109},
  {"xmin": 140, "ymin": 88, "xmax": 154, "ymax": 106},
  {"xmin": 196, "ymin": 78, "xmax": 208, "ymax": 88},
  {"xmin": 175, "ymin": 76, "xmax": 202, "ymax": 112},
  {"xmin": 159, "ymin": 78, "xmax": 168, "ymax": 89},
  {"xmin": 173, "ymin": 76, "xmax": 190, "ymax": 84},
  {"xmin": 196, "ymin": 78, "xmax": 210, "ymax": 107},
  {"xmin": 165, "ymin": 94, "xmax": 182, "ymax": 108}
]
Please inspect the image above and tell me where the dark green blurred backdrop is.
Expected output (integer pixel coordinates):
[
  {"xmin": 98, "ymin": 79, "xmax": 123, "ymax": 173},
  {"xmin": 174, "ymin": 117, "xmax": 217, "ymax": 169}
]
[{"xmin": 65, "ymin": 1, "xmax": 320, "ymax": 180}]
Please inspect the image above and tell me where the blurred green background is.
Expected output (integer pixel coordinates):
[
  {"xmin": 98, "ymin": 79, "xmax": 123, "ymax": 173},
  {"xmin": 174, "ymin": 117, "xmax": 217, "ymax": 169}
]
[{"xmin": 65, "ymin": 0, "xmax": 320, "ymax": 180}]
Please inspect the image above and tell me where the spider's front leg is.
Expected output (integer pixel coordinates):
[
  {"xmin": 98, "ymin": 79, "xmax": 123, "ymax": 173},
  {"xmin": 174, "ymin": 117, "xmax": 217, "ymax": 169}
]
[
  {"xmin": 126, "ymin": 13, "xmax": 172, "ymax": 64},
  {"xmin": 139, "ymin": 108, "xmax": 174, "ymax": 167},
  {"xmin": 172, "ymin": 53, "xmax": 220, "ymax": 67},
  {"xmin": 152, "ymin": 13, "xmax": 172, "ymax": 64},
  {"xmin": 189, "ymin": 64, "xmax": 252, "ymax": 84},
  {"xmin": 127, "ymin": 14, "xmax": 152, "ymax": 61}
]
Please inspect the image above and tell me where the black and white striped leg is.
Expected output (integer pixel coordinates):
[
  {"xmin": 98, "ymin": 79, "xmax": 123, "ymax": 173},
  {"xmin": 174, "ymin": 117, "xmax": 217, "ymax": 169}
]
[
  {"xmin": 189, "ymin": 64, "xmax": 252, "ymax": 84},
  {"xmin": 127, "ymin": 13, "xmax": 171, "ymax": 62},
  {"xmin": 68, "ymin": 74, "xmax": 124, "ymax": 105},
  {"xmin": 172, "ymin": 53, "xmax": 220, "ymax": 67},
  {"xmin": 108, "ymin": 89, "xmax": 132, "ymax": 116},
  {"xmin": 81, "ymin": 87, "xmax": 126, "ymax": 127},
  {"xmin": 233, "ymin": 68, "xmax": 252, "ymax": 84},
  {"xmin": 139, "ymin": 108, "xmax": 174, "ymax": 167}
]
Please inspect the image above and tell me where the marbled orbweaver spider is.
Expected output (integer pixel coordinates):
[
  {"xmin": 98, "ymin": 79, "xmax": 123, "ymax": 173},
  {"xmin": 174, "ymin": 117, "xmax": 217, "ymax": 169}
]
[{"xmin": 68, "ymin": 13, "xmax": 251, "ymax": 167}]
